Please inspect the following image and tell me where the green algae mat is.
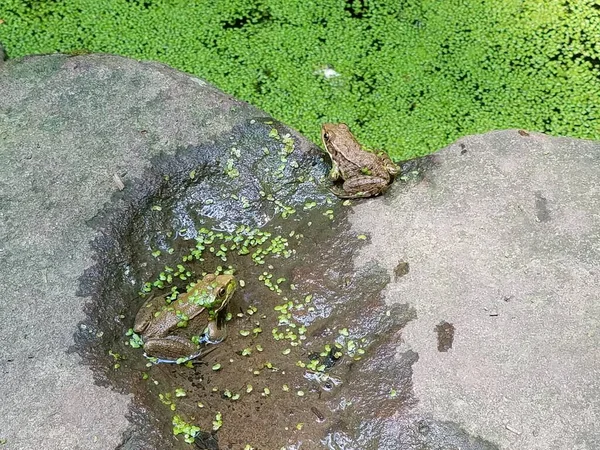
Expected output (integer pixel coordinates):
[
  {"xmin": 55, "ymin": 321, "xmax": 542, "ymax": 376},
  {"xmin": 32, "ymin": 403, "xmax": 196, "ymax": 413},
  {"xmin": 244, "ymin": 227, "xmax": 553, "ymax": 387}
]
[{"xmin": 1, "ymin": 0, "xmax": 599, "ymax": 160}]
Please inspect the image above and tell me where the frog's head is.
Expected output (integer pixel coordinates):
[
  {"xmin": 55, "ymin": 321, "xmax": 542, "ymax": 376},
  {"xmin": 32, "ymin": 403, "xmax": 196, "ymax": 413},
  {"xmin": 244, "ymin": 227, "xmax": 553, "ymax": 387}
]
[
  {"xmin": 321, "ymin": 123, "xmax": 349, "ymax": 154},
  {"xmin": 203, "ymin": 273, "xmax": 237, "ymax": 313},
  {"xmin": 187, "ymin": 273, "xmax": 237, "ymax": 312}
]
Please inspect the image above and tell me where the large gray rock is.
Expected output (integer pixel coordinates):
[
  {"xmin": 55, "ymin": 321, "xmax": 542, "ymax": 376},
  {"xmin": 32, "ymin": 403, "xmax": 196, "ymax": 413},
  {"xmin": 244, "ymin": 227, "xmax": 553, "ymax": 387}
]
[
  {"xmin": 0, "ymin": 53, "xmax": 317, "ymax": 449},
  {"xmin": 352, "ymin": 130, "xmax": 600, "ymax": 449},
  {"xmin": 0, "ymin": 52, "xmax": 598, "ymax": 450}
]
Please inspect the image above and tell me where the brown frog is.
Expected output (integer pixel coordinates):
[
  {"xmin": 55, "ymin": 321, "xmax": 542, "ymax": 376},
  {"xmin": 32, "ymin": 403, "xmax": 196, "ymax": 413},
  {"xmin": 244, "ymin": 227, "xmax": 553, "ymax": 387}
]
[
  {"xmin": 321, "ymin": 123, "xmax": 399, "ymax": 198},
  {"xmin": 133, "ymin": 273, "xmax": 236, "ymax": 361}
]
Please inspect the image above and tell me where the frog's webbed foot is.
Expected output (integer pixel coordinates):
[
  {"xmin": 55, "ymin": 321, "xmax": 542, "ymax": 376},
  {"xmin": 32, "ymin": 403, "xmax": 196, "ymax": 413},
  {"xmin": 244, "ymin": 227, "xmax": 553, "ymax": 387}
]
[
  {"xmin": 182, "ymin": 345, "xmax": 219, "ymax": 364},
  {"xmin": 377, "ymin": 152, "xmax": 400, "ymax": 177}
]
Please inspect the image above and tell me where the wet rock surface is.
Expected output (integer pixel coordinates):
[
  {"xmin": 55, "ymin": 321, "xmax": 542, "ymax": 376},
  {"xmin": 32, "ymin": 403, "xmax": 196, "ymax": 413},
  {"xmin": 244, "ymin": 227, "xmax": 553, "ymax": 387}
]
[
  {"xmin": 76, "ymin": 116, "xmax": 421, "ymax": 449},
  {"xmin": 0, "ymin": 53, "xmax": 486, "ymax": 450},
  {"xmin": 0, "ymin": 53, "xmax": 596, "ymax": 450}
]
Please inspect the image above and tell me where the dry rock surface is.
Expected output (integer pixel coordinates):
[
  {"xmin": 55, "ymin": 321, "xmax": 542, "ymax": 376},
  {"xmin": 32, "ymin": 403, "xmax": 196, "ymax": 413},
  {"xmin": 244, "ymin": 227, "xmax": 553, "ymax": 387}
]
[{"xmin": 352, "ymin": 130, "xmax": 600, "ymax": 450}]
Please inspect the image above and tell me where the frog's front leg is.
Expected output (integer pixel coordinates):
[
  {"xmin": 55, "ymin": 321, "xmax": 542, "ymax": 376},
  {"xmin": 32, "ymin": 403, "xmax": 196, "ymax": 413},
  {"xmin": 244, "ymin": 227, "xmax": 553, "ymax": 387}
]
[
  {"xmin": 204, "ymin": 320, "xmax": 227, "ymax": 344},
  {"xmin": 337, "ymin": 176, "xmax": 390, "ymax": 198},
  {"xmin": 143, "ymin": 335, "xmax": 198, "ymax": 359},
  {"xmin": 329, "ymin": 160, "xmax": 341, "ymax": 181}
]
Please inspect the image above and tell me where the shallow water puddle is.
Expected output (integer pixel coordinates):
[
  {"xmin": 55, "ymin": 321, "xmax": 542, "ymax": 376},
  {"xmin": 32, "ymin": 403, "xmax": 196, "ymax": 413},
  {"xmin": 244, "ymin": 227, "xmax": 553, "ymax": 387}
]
[{"xmin": 76, "ymin": 121, "xmax": 496, "ymax": 449}]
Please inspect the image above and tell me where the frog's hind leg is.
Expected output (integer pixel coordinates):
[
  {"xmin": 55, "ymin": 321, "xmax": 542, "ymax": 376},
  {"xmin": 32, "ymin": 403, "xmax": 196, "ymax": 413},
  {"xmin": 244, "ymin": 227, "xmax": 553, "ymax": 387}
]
[
  {"xmin": 329, "ymin": 186, "xmax": 371, "ymax": 199},
  {"xmin": 332, "ymin": 177, "xmax": 390, "ymax": 199},
  {"xmin": 143, "ymin": 335, "xmax": 198, "ymax": 360}
]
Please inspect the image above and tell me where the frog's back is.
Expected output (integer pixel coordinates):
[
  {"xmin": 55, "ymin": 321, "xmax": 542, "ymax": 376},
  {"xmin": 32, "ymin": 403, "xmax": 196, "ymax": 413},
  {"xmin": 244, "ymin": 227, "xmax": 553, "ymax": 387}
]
[
  {"xmin": 346, "ymin": 150, "xmax": 390, "ymax": 179},
  {"xmin": 142, "ymin": 308, "xmax": 181, "ymax": 337}
]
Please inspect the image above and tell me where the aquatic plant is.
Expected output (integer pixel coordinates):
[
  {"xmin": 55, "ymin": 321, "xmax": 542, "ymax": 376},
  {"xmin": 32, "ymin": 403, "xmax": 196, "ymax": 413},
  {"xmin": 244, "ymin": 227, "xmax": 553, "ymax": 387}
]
[{"xmin": 1, "ymin": 0, "xmax": 598, "ymax": 159}]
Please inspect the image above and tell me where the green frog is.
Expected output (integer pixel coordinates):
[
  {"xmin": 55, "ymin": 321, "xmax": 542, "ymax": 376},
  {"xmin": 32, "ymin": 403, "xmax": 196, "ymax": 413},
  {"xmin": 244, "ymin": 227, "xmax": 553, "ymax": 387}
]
[
  {"xmin": 321, "ymin": 123, "xmax": 399, "ymax": 198},
  {"xmin": 133, "ymin": 273, "xmax": 237, "ymax": 361}
]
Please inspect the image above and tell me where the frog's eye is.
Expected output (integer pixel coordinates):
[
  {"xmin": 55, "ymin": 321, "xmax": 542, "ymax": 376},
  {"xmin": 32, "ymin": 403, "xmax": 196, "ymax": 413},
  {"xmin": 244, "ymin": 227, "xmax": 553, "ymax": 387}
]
[
  {"xmin": 217, "ymin": 287, "xmax": 226, "ymax": 297},
  {"xmin": 323, "ymin": 132, "xmax": 329, "ymax": 140}
]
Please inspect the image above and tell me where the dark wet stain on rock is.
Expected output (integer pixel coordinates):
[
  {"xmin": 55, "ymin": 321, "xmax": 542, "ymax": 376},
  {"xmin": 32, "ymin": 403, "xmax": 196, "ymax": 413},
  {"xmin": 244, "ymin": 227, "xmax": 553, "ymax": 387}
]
[
  {"xmin": 74, "ymin": 119, "xmax": 499, "ymax": 449},
  {"xmin": 394, "ymin": 261, "xmax": 410, "ymax": 280},
  {"xmin": 435, "ymin": 321, "xmax": 455, "ymax": 352},
  {"xmin": 535, "ymin": 191, "xmax": 551, "ymax": 222},
  {"xmin": 397, "ymin": 418, "xmax": 500, "ymax": 450}
]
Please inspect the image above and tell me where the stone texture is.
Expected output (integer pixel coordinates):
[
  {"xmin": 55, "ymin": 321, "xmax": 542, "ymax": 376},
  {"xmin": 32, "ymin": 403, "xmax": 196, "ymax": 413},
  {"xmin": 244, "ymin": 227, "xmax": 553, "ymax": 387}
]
[
  {"xmin": 351, "ymin": 130, "xmax": 600, "ymax": 450},
  {"xmin": 0, "ymin": 53, "xmax": 279, "ymax": 450},
  {"xmin": 1, "ymin": 52, "xmax": 599, "ymax": 450}
]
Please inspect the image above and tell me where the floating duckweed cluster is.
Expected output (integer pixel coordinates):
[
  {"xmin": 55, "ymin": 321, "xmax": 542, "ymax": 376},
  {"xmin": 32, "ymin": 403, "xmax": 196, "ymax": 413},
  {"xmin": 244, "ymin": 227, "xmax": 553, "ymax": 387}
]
[
  {"xmin": 126, "ymin": 329, "xmax": 143, "ymax": 349},
  {"xmin": 141, "ymin": 263, "xmax": 191, "ymax": 293},
  {"xmin": 2, "ymin": 1, "xmax": 600, "ymax": 158},
  {"xmin": 212, "ymin": 412, "xmax": 223, "ymax": 431},
  {"xmin": 172, "ymin": 415, "xmax": 200, "ymax": 444},
  {"xmin": 224, "ymin": 159, "xmax": 240, "ymax": 179},
  {"xmin": 263, "ymin": 128, "xmax": 297, "ymax": 178},
  {"xmin": 256, "ymin": 191, "xmax": 299, "ymax": 219},
  {"xmin": 189, "ymin": 226, "xmax": 293, "ymax": 265},
  {"xmin": 322, "ymin": 209, "xmax": 334, "ymax": 220},
  {"xmin": 140, "ymin": 225, "xmax": 295, "ymax": 297},
  {"xmin": 159, "ymin": 392, "xmax": 176, "ymax": 410},
  {"xmin": 108, "ymin": 350, "xmax": 124, "ymax": 370},
  {"xmin": 258, "ymin": 271, "xmax": 287, "ymax": 294},
  {"xmin": 117, "ymin": 184, "xmax": 370, "ymax": 446}
]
